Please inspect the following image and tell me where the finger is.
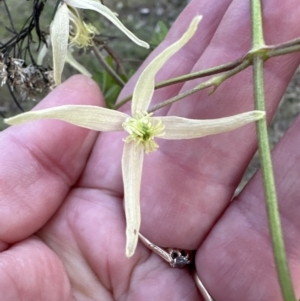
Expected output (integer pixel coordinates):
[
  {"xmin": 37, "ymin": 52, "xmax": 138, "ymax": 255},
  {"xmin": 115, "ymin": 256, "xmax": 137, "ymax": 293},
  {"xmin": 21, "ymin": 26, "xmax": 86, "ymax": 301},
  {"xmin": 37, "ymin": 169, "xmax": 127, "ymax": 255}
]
[
  {"xmin": 196, "ymin": 114, "xmax": 300, "ymax": 300},
  {"xmin": 139, "ymin": 0, "xmax": 300, "ymax": 247},
  {"xmin": 0, "ymin": 236, "xmax": 72, "ymax": 301},
  {"xmin": 79, "ymin": 0, "xmax": 300, "ymax": 250},
  {"xmin": 38, "ymin": 188, "xmax": 201, "ymax": 301},
  {"xmin": 118, "ymin": 0, "xmax": 233, "ymax": 115},
  {"xmin": 0, "ymin": 75, "xmax": 103, "ymax": 244},
  {"xmin": 79, "ymin": 0, "xmax": 237, "ymax": 215}
]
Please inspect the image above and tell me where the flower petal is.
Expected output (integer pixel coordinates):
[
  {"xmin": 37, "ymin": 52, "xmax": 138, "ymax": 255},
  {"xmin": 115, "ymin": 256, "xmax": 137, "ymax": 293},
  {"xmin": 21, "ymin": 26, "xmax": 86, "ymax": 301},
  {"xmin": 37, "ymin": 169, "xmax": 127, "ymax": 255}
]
[
  {"xmin": 66, "ymin": 51, "xmax": 92, "ymax": 77},
  {"xmin": 37, "ymin": 38, "xmax": 49, "ymax": 66},
  {"xmin": 131, "ymin": 15, "xmax": 202, "ymax": 114},
  {"xmin": 4, "ymin": 105, "xmax": 128, "ymax": 131},
  {"xmin": 157, "ymin": 111, "xmax": 265, "ymax": 139},
  {"xmin": 50, "ymin": 3, "xmax": 69, "ymax": 85},
  {"xmin": 122, "ymin": 142, "xmax": 144, "ymax": 257},
  {"xmin": 65, "ymin": 0, "xmax": 149, "ymax": 49}
]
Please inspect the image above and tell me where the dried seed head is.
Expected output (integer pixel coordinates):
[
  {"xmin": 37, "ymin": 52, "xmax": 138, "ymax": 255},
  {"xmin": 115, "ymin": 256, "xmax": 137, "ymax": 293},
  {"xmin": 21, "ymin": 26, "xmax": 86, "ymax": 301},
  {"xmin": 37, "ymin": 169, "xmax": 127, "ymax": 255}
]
[{"xmin": 0, "ymin": 53, "xmax": 54, "ymax": 100}]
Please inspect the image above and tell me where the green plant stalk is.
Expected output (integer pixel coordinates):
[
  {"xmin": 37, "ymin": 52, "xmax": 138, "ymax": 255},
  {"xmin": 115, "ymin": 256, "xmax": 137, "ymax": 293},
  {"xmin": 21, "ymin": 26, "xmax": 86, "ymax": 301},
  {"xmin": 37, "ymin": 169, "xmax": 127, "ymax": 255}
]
[
  {"xmin": 253, "ymin": 56, "xmax": 296, "ymax": 301},
  {"xmin": 269, "ymin": 36, "xmax": 300, "ymax": 51},
  {"xmin": 251, "ymin": 0, "xmax": 296, "ymax": 300},
  {"xmin": 153, "ymin": 37, "xmax": 300, "ymax": 88},
  {"xmin": 148, "ymin": 59, "xmax": 250, "ymax": 113},
  {"xmin": 116, "ymin": 30, "xmax": 300, "ymax": 110},
  {"xmin": 155, "ymin": 57, "xmax": 244, "ymax": 89},
  {"xmin": 113, "ymin": 58, "xmax": 244, "ymax": 110},
  {"xmin": 92, "ymin": 46, "xmax": 126, "ymax": 87},
  {"xmin": 268, "ymin": 45, "xmax": 300, "ymax": 58},
  {"xmin": 114, "ymin": 36, "xmax": 300, "ymax": 111},
  {"xmin": 250, "ymin": 0, "xmax": 264, "ymax": 50}
]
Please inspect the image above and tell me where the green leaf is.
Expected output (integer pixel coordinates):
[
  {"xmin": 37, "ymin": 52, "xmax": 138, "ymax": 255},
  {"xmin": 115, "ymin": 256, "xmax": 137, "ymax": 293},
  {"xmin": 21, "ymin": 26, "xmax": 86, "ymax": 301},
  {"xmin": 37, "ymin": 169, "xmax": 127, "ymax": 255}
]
[
  {"xmin": 150, "ymin": 21, "xmax": 169, "ymax": 47},
  {"xmin": 105, "ymin": 85, "xmax": 122, "ymax": 108}
]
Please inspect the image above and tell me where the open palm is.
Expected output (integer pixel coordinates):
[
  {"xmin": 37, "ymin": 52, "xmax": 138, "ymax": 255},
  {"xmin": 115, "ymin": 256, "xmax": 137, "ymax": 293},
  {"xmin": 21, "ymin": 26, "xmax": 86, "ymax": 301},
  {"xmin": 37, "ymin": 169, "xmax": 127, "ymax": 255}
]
[{"xmin": 1, "ymin": 1, "xmax": 300, "ymax": 300}]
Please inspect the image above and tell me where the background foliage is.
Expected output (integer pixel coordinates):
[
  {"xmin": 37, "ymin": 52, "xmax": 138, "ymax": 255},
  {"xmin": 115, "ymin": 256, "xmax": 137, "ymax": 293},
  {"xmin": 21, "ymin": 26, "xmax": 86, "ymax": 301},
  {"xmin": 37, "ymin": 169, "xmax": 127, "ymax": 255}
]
[{"xmin": 0, "ymin": 0, "xmax": 184, "ymax": 120}]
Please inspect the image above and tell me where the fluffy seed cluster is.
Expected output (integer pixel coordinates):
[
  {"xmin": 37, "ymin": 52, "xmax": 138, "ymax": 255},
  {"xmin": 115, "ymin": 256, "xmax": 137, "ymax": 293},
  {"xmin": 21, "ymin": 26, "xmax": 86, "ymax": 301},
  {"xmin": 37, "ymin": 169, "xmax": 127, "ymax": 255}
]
[
  {"xmin": 0, "ymin": 54, "xmax": 54, "ymax": 100},
  {"xmin": 122, "ymin": 112, "xmax": 165, "ymax": 153}
]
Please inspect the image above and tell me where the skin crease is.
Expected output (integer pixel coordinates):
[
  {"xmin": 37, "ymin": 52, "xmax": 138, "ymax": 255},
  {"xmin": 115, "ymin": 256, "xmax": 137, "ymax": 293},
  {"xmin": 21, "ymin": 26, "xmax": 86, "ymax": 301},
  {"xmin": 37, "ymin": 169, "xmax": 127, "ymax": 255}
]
[{"xmin": 0, "ymin": 0, "xmax": 300, "ymax": 300}]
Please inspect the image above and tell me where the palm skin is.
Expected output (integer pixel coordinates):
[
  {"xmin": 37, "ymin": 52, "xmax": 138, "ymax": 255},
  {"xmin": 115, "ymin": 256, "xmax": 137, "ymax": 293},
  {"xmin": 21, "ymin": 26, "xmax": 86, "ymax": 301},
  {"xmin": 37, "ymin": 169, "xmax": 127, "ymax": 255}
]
[{"xmin": 1, "ymin": 0, "xmax": 300, "ymax": 300}]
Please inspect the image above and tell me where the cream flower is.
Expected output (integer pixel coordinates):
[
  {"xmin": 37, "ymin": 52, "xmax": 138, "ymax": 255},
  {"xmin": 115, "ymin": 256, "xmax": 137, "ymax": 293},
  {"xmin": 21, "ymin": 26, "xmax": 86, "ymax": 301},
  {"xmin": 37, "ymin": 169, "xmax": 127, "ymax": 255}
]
[
  {"xmin": 51, "ymin": 0, "xmax": 149, "ymax": 85},
  {"xmin": 5, "ymin": 15, "xmax": 265, "ymax": 257},
  {"xmin": 37, "ymin": 39, "xmax": 92, "ymax": 79},
  {"xmin": 68, "ymin": 9, "xmax": 99, "ymax": 49}
]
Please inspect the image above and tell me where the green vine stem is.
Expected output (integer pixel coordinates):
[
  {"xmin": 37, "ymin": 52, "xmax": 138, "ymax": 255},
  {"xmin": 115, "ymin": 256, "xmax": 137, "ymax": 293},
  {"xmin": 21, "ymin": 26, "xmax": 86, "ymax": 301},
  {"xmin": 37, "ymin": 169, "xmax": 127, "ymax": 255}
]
[
  {"xmin": 269, "ymin": 36, "xmax": 300, "ymax": 52},
  {"xmin": 251, "ymin": 0, "xmax": 296, "ymax": 300},
  {"xmin": 112, "ymin": 60, "xmax": 232, "ymax": 110},
  {"xmin": 92, "ymin": 45, "xmax": 126, "ymax": 87},
  {"xmin": 148, "ymin": 59, "xmax": 250, "ymax": 113},
  {"xmin": 114, "ymin": 37, "xmax": 300, "ymax": 111},
  {"xmin": 268, "ymin": 45, "xmax": 300, "ymax": 58},
  {"xmin": 154, "ymin": 59, "xmax": 244, "ymax": 89}
]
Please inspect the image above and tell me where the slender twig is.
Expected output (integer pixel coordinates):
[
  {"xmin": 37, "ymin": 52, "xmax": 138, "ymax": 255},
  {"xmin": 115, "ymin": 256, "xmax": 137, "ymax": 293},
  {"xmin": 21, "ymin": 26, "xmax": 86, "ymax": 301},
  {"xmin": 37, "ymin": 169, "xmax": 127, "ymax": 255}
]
[
  {"xmin": 251, "ymin": 1, "xmax": 296, "ymax": 301},
  {"xmin": 114, "ymin": 56, "xmax": 246, "ymax": 110},
  {"xmin": 1, "ymin": 0, "xmax": 46, "ymax": 64},
  {"xmin": 6, "ymin": 84, "xmax": 24, "ymax": 112},
  {"xmin": 155, "ymin": 57, "xmax": 245, "ymax": 89},
  {"xmin": 0, "ymin": 110, "xmax": 6, "ymax": 118},
  {"xmin": 115, "ymin": 35, "xmax": 300, "ymax": 111},
  {"xmin": 268, "ymin": 45, "xmax": 300, "ymax": 58},
  {"xmin": 268, "ymin": 37, "xmax": 300, "ymax": 52},
  {"xmin": 3, "ymin": 0, "xmax": 17, "ymax": 33},
  {"xmin": 103, "ymin": 44, "xmax": 127, "ymax": 76},
  {"xmin": 52, "ymin": 0, "xmax": 61, "ymax": 20},
  {"xmin": 148, "ymin": 59, "xmax": 250, "ymax": 113},
  {"xmin": 92, "ymin": 45, "xmax": 126, "ymax": 87},
  {"xmin": 33, "ymin": 0, "xmax": 47, "ymax": 51}
]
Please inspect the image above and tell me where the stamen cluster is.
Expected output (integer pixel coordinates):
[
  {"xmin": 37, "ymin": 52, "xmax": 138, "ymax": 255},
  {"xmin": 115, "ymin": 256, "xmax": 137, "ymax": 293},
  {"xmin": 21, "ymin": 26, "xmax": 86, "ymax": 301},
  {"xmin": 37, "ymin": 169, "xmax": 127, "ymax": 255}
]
[
  {"xmin": 69, "ymin": 9, "xmax": 99, "ymax": 49},
  {"xmin": 123, "ymin": 112, "xmax": 165, "ymax": 153}
]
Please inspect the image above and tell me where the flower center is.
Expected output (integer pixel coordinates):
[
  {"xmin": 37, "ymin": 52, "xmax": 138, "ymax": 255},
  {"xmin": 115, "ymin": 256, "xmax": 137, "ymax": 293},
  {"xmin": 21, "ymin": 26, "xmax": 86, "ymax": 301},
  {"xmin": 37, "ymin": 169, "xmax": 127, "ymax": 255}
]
[
  {"xmin": 69, "ymin": 9, "xmax": 98, "ymax": 48},
  {"xmin": 122, "ymin": 112, "xmax": 165, "ymax": 153}
]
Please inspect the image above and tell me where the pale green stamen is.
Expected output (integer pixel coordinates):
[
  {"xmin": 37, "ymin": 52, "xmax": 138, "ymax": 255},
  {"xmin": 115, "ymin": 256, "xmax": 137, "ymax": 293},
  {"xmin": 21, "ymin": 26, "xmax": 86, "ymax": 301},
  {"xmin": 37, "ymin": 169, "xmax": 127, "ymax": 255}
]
[
  {"xmin": 70, "ymin": 22, "xmax": 98, "ymax": 48},
  {"xmin": 122, "ymin": 112, "xmax": 165, "ymax": 153},
  {"xmin": 69, "ymin": 8, "xmax": 98, "ymax": 48}
]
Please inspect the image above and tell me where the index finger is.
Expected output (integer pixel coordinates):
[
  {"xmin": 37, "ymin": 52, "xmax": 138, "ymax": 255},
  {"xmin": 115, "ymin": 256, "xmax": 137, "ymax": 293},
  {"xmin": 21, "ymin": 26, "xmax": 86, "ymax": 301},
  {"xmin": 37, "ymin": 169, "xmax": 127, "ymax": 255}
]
[
  {"xmin": 120, "ymin": 0, "xmax": 300, "ymax": 248},
  {"xmin": 0, "ymin": 76, "xmax": 103, "ymax": 247}
]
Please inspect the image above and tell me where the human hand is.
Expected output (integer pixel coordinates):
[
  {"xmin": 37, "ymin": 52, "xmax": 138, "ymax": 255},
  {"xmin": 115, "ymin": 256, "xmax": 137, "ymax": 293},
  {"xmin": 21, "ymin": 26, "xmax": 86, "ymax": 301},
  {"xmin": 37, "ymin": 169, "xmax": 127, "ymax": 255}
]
[{"xmin": 1, "ymin": 0, "xmax": 300, "ymax": 300}]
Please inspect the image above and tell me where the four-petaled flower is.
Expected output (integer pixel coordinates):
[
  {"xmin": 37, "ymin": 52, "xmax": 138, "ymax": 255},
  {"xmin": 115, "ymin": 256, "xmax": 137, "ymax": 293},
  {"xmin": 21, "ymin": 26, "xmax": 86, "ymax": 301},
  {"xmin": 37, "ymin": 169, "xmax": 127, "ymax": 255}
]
[
  {"xmin": 5, "ymin": 15, "xmax": 265, "ymax": 257},
  {"xmin": 50, "ymin": 0, "xmax": 149, "ymax": 85}
]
